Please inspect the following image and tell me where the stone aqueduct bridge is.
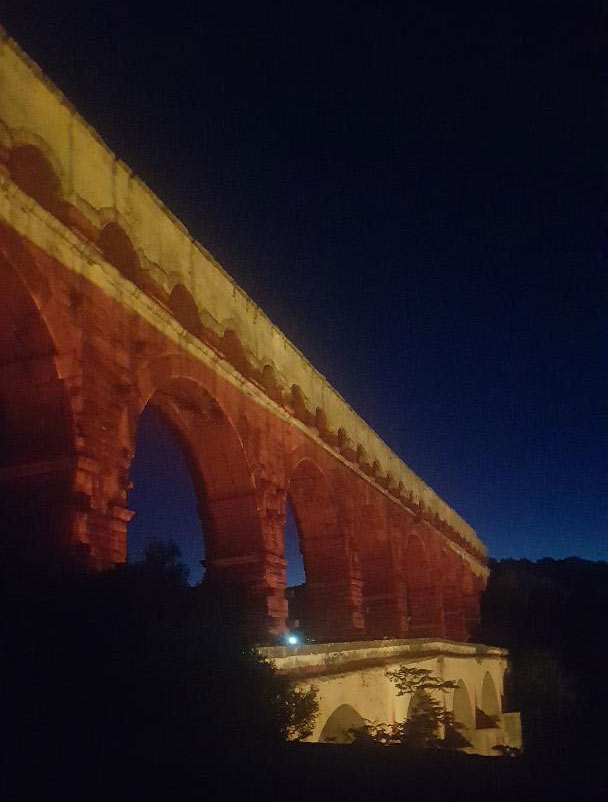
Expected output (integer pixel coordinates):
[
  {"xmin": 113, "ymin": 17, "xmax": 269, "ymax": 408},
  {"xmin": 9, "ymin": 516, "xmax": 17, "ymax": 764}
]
[{"xmin": 0, "ymin": 32, "xmax": 488, "ymax": 644}]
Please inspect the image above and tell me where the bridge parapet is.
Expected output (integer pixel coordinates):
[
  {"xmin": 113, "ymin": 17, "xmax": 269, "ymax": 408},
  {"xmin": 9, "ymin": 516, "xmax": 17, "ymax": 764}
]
[
  {"xmin": 263, "ymin": 638, "xmax": 508, "ymax": 678},
  {"xmin": 262, "ymin": 638, "xmax": 521, "ymax": 756},
  {"xmin": 0, "ymin": 29, "xmax": 484, "ymax": 562}
]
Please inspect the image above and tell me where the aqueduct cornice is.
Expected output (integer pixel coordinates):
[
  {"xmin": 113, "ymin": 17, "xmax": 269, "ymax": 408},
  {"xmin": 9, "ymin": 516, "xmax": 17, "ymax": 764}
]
[
  {"xmin": 0, "ymin": 29, "xmax": 496, "ymax": 644},
  {"xmin": 0, "ymin": 29, "xmax": 486, "ymax": 572},
  {"xmin": 0, "ymin": 26, "xmax": 524, "ymax": 753}
]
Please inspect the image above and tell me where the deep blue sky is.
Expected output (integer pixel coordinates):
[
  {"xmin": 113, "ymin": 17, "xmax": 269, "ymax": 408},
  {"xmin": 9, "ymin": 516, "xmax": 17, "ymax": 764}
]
[{"xmin": 3, "ymin": 3, "xmax": 605, "ymax": 577}]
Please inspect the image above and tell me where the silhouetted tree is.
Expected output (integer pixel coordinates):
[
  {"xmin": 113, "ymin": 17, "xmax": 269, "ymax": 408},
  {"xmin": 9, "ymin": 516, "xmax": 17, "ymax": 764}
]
[
  {"xmin": 477, "ymin": 557, "xmax": 608, "ymax": 759},
  {"xmin": 351, "ymin": 667, "xmax": 470, "ymax": 750},
  {"xmin": 0, "ymin": 538, "xmax": 317, "ymax": 773}
]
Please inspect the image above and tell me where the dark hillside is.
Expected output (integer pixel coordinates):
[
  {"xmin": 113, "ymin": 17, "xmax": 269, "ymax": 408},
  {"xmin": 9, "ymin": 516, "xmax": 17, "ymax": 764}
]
[{"xmin": 477, "ymin": 557, "xmax": 608, "ymax": 758}]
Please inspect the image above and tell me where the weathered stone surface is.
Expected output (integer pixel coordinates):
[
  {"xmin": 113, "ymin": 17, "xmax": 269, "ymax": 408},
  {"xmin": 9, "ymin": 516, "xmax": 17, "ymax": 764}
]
[
  {"xmin": 0, "ymin": 30, "xmax": 489, "ymax": 641},
  {"xmin": 262, "ymin": 638, "xmax": 522, "ymax": 755}
]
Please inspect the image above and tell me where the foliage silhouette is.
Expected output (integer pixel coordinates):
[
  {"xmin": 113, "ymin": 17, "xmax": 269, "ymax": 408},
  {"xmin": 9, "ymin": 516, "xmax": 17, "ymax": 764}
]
[
  {"xmin": 0, "ymin": 538, "xmax": 318, "ymax": 766},
  {"xmin": 477, "ymin": 557, "xmax": 608, "ymax": 759},
  {"xmin": 350, "ymin": 667, "xmax": 470, "ymax": 750}
]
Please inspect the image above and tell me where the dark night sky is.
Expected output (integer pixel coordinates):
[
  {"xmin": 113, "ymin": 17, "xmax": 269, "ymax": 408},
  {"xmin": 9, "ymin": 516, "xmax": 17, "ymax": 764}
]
[{"xmin": 2, "ymin": 2, "xmax": 605, "ymax": 580}]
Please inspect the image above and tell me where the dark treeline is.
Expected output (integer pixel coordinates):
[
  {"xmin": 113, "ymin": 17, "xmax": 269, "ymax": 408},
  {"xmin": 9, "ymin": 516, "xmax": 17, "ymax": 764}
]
[
  {"xmin": 0, "ymin": 539, "xmax": 317, "ymax": 794},
  {"xmin": 2, "ymin": 544, "xmax": 607, "ymax": 798},
  {"xmin": 477, "ymin": 556, "xmax": 608, "ymax": 760}
]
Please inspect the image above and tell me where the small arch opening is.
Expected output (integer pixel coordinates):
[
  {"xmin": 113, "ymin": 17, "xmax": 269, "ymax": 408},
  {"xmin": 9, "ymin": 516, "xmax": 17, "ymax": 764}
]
[
  {"xmin": 99, "ymin": 222, "xmax": 142, "ymax": 285},
  {"xmin": 261, "ymin": 363, "xmax": 281, "ymax": 402},
  {"xmin": 403, "ymin": 688, "xmax": 442, "ymax": 744},
  {"xmin": 319, "ymin": 704, "xmax": 366, "ymax": 743},
  {"xmin": 407, "ymin": 688, "xmax": 431, "ymax": 720},
  {"xmin": 284, "ymin": 498, "xmax": 307, "ymax": 632},
  {"xmin": 221, "ymin": 329, "xmax": 250, "ymax": 376},
  {"xmin": 452, "ymin": 679, "xmax": 475, "ymax": 737},
  {"xmin": 8, "ymin": 144, "xmax": 62, "ymax": 215},
  {"xmin": 169, "ymin": 284, "xmax": 201, "ymax": 335},
  {"xmin": 478, "ymin": 671, "xmax": 501, "ymax": 728},
  {"xmin": 290, "ymin": 385, "xmax": 312, "ymax": 425}
]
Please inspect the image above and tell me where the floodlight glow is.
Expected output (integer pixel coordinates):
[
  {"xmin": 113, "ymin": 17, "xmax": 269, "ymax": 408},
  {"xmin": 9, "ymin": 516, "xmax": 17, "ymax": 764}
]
[{"xmin": 287, "ymin": 635, "xmax": 299, "ymax": 645}]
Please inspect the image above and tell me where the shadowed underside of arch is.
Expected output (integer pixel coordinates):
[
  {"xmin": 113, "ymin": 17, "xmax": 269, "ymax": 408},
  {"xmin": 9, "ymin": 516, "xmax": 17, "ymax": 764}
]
[
  {"xmin": 0, "ymin": 253, "xmax": 74, "ymax": 559},
  {"xmin": 357, "ymin": 504, "xmax": 406, "ymax": 638},
  {"xmin": 404, "ymin": 533, "xmax": 445, "ymax": 638},
  {"xmin": 128, "ymin": 404, "xmax": 205, "ymax": 581},
  {"xmin": 479, "ymin": 671, "xmax": 501, "ymax": 727},
  {"xmin": 319, "ymin": 704, "xmax": 366, "ymax": 743},
  {"xmin": 288, "ymin": 458, "xmax": 340, "ymax": 574},
  {"xmin": 453, "ymin": 679, "xmax": 475, "ymax": 737},
  {"xmin": 441, "ymin": 549, "xmax": 467, "ymax": 641},
  {"xmin": 132, "ymin": 354, "xmax": 293, "ymax": 635},
  {"xmin": 287, "ymin": 458, "xmax": 363, "ymax": 640},
  {"xmin": 462, "ymin": 564, "xmax": 481, "ymax": 633},
  {"xmin": 134, "ymin": 366, "xmax": 263, "ymax": 568},
  {"xmin": 8, "ymin": 144, "xmax": 63, "ymax": 217}
]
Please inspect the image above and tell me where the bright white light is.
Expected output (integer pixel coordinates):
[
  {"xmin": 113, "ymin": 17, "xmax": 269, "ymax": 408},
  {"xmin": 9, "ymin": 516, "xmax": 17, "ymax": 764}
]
[{"xmin": 287, "ymin": 635, "xmax": 299, "ymax": 645}]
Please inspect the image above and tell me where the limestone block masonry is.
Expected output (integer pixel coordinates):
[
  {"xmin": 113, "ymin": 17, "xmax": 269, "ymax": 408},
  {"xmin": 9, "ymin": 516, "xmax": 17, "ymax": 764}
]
[
  {"xmin": 0, "ymin": 28, "xmax": 488, "ymax": 641},
  {"xmin": 263, "ymin": 639, "xmax": 523, "ymax": 755}
]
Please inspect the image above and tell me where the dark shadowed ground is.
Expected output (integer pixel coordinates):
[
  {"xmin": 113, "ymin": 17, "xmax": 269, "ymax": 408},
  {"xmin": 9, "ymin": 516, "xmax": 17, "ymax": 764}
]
[
  {"xmin": 4, "ymin": 740, "xmax": 607, "ymax": 801},
  {"xmin": 2, "ymin": 549, "xmax": 608, "ymax": 800}
]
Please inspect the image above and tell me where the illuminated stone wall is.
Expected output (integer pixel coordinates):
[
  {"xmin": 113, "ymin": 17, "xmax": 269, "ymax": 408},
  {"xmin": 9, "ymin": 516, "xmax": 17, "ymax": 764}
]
[
  {"xmin": 0, "ymin": 29, "xmax": 488, "ymax": 641},
  {"xmin": 264, "ymin": 639, "xmax": 522, "ymax": 756}
]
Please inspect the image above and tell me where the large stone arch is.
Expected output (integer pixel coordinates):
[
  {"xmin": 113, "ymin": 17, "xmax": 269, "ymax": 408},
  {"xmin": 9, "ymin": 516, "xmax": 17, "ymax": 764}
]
[
  {"xmin": 131, "ymin": 354, "xmax": 288, "ymax": 635},
  {"xmin": 286, "ymin": 457, "xmax": 361, "ymax": 640},
  {"xmin": 441, "ymin": 549, "xmax": 466, "ymax": 641},
  {"xmin": 462, "ymin": 564, "xmax": 481, "ymax": 635},
  {"xmin": 319, "ymin": 703, "xmax": 366, "ymax": 743},
  {"xmin": 134, "ymin": 355, "xmax": 263, "ymax": 564},
  {"xmin": 403, "ymin": 532, "xmax": 445, "ymax": 637},
  {"xmin": 0, "ymin": 246, "xmax": 75, "ymax": 559},
  {"xmin": 287, "ymin": 458, "xmax": 340, "ymax": 553},
  {"xmin": 356, "ymin": 504, "xmax": 405, "ymax": 637}
]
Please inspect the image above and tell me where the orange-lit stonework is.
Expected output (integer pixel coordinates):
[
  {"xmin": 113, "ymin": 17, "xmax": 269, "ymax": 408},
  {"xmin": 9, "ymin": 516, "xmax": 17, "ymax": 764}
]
[{"xmin": 0, "ymin": 29, "xmax": 488, "ymax": 643}]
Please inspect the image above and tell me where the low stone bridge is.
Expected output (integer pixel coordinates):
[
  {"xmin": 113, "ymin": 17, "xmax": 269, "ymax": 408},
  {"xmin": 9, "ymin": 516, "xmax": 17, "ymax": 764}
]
[
  {"xmin": 264, "ymin": 638, "xmax": 522, "ymax": 756},
  {"xmin": 0, "ymin": 30, "xmax": 488, "ymax": 644}
]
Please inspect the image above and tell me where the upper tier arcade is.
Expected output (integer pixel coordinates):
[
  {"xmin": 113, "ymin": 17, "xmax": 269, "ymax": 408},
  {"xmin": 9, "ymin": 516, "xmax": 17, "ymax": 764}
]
[{"xmin": 0, "ymin": 28, "xmax": 487, "ymax": 639}]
